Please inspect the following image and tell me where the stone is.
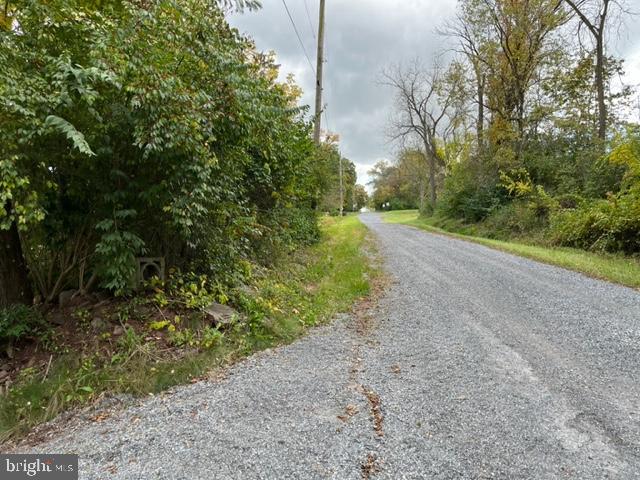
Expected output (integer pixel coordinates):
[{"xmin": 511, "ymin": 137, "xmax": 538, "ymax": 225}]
[
  {"xmin": 113, "ymin": 325, "xmax": 125, "ymax": 336},
  {"xmin": 91, "ymin": 317, "xmax": 108, "ymax": 332},
  {"xmin": 58, "ymin": 289, "xmax": 77, "ymax": 308},
  {"xmin": 0, "ymin": 370, "xmax": 8, "ymax": 381},
  {"xmin": 204, "ymin": 303, "xmax": 239, "ymax": 326}
]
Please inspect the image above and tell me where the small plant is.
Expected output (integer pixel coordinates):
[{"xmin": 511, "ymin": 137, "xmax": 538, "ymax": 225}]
[
  {"xmin": 149, "ymin": 320, "xmax": 170, "ymax": 331},
  {"xmin": 200, "ymin": 327, "xmax": 223, "ymax": 349},
  {"xmin": 0, "ymin": 305, "xmax": 48, "ymax": 353},
  {"xmin": 168, "ymin": 328, "xmax": 196, "ymax": 348},
  {"xmin": 116, "ymin": 326, "xmax": 143, "ymax": 355},
  {"xmin": 73, "ymin": 308, "xmax": 91, "ymax": 331}
]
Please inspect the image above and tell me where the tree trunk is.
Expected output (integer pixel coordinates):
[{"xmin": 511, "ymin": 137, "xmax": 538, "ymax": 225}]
[
  {"xmin": 0, "ymin": 201, "xmax": 33, "ymax": 307},
  {"xmin": 419, "ymin": 176, "xmax": 425, "ymax": 212},
  {"xmin": 425, "ymin": 142, "xmax": 437, "ymax": 210},
  {"xmin": 595, "ymin": 35, "xmax": 606, "ymax": 141},
  {"xmin": 429, "ymin": 155, "xmax": 437, "ymax": 210},
  {"xmin": 477, "ymin": 74, "xmax": 485, "ymax": 153}
]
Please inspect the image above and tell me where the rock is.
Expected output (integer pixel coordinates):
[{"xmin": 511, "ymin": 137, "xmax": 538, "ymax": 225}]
[
  {"xmin": 91, "ymin": 317, "xmax": 108, "ymax": 332},
  {"xmin": 0, "ymin": 370, "xmax": 8, "ymax": 381},
  {"xmin": 204, "ymin": 303, "xmax": 239, "ymax": 326},
  {"xmin": 113, "ymin": 325, "xmax": 125, "ymax": 336},
  {"xmin": 58, "ymin": 289, "xmax": 77, "ymax": 308}
]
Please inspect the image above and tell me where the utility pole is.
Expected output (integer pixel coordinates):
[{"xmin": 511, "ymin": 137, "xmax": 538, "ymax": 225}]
[{"xmin": 313, "ymin": 0, "xmax": 325, "ymax": 145}]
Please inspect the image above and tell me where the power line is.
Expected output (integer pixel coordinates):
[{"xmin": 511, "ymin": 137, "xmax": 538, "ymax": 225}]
[
  {"xmin": 303, "ymin": 0, "xmax": 317, "ymax": 40},
  {"xmin": 281, "ymin": 0, "xmax": 316, "ymax": 76}
]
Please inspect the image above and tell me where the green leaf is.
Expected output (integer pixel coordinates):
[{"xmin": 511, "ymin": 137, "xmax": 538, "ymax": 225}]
[{"xmin": 44, "ymin": 115, "xmax": 95, "ymax": 156}]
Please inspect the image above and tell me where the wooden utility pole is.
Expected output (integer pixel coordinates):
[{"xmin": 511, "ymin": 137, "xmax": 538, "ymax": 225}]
[{"xmin": 313, "ymin": 0, "xmax": 326, "ymax": 145}]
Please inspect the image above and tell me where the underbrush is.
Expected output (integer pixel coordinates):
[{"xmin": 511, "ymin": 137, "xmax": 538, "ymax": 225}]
[{"xmin": 0, "ymin": 215, "xmax": 375, "ymax": 443}]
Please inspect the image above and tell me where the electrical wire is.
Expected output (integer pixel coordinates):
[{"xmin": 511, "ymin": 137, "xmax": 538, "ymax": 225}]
[
  {"xmin": 281, "ymin": 0, "xmax": 316, "ymax": 76},
  {"xmin": 303, "ymin": 0, "xmax": 317, "ymax": 40}
]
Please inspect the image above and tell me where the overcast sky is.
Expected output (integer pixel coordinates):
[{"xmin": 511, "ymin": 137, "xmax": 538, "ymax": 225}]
[{"xmin": 230, "ymin": 0, "xmax": 640, "ymax": 188}]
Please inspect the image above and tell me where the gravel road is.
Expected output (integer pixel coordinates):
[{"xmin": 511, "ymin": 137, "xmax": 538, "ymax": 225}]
[{"xmin": 14, "ymin": 213, "xmax": 640, "ymax": 479}]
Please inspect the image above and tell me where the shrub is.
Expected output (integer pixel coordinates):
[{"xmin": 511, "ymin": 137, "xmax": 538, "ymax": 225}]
[
  {"xmin": 481, "ymin": 201, "xmax": 545, "ymax": 238},
  {"xmin": 550, "ymin": 191, "xmax": 640, "ymax": 254},
  {"xmin": 252, "ymin": 207, "xmax": 320, "ymax": 263},
  {"xmin": 554, "ymin": 193, "xmax": 586, "ymax": 210},
  {"xmin": 0, "ymin": 305, "xmax": 47, "ymax": 351},
  {"xmin": 439, "ymin": 165, "xmax": 507, "ymax": 222},
  {"xmin": 551, "ymin": 132, "xmax": 640, "ymax": 254}
]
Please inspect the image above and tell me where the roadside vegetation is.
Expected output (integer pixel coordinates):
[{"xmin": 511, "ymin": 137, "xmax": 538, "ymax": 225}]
[
  {"xmin": 0, "ymin": 215, "xmax": 375, "ymax": 442},
  {"xmin": 369, "ymin": 0, "xmax": 639, "ymax": 281},
  {"xmin": 0, "ymin": 1, "xmax": 372, "ymax": 442},
  {"xmin": 383, "ymin": 210, "xmax": 640, "ymax": 289}
]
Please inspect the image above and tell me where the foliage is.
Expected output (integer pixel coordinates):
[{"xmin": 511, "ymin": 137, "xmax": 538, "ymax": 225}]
[
  {"xmin": 438, "ymin": 160, "xmax": 506, "ymax": 222},
  {"xmin": 0, "ymin": 215, "xmax": 376, "ymax": 442},
  {"xmin": 550, "ymin": 132, "xmax": 640, "ymax": 253},
  {"xmin": 383, "ymin": 210, "xmax": 640, "ymax": 289},
  {"xmin": 373, "ymin": 0, "xmax": 638, "ymax": 258},
  {"xmin": 1, "ymin": 0, "xmax": 335, "ymax": 307},
  {"xmin": 0, "ymin": 305, "xmax": 47, "ymax": 350},
  {"xmin": 368, "ymin": 150, "xmax": 428, "ymax": 211},
  {"xmin": 313, "ymin": 141, "xmax": 359, "ymax": 214}
]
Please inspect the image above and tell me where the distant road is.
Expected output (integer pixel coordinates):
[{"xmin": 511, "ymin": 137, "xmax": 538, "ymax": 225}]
[{"xmin": 21, "ymin": 213, "xmax": 640, "ymax": 479}]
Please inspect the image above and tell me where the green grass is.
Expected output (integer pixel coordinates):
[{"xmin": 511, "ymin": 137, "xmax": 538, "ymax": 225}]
[
  {"xmin": 382, "ymin": 209, "xmax": 640, "ymax": 289},
  {"xmin": 0, "ymin": 215, "xmax": 376, "ymax": 443}
]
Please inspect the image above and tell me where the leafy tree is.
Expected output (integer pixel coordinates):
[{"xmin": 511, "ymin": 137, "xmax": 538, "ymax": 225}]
[{"xmin": 0, "ymin": 0, "xmax": 327, "ymax": 306}]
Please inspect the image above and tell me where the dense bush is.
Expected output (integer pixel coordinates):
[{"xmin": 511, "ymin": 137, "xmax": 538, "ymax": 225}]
[
  {"xmin": 550, "ymin": 133, "xmax": 640, "ymax": 253},
  {"xmin": 550, "ymin": 192, "xmax": 640, "ymax": 253},
  {"xmin": 252, "ymin": 207, "xmax": 321, "ymax": 263},
  {"xmin": 1, "ymin": 0, "xmax": 331, "ymax": 304},
  {"xmin": 438, "ymin": 162, "xmax": 507, "ymax": 222}
]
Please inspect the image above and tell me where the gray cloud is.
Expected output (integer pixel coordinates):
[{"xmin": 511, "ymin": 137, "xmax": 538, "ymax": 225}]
[{"xmin": 230, "ymin": 0, "xmax": 640, "ymax": 186}]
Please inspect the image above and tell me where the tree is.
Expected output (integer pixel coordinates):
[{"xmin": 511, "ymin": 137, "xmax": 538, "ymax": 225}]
[
  {"xmin": 353, "ymin": 184, "xmax": 368, "ymax": 211},
  {"xmin": 562, "ymin": 0, "xmax": 628, "ymax": 141},
  {"xmin": 480, "ymin": 0, "xmax": 567, "ymax": 165},
  {"xmin": 440, "ymin": 0, "xmax": 494, "ymax": 153},
  {"xmin": 0, "ymin": 202, "xmax": 33, "ymax": 307},
  {"xmin": 0, "ymin": 0, "xmax": 326, "ymax": 306},
  {"xmin": 367, "ymin": 149, "xmax": 429, "ymax": 210},
  {"xmin": 383, "ymin": 62, "xmax": 459, "ymax": 210}
]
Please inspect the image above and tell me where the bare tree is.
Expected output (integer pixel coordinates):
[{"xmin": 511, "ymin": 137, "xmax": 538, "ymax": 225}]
[
  {"xmin": 562, "ymin": 0, "xmax": 629, "ymax": 141},
  {"xmin": 383, "ymin": 61, "xmax": 458, "ymax": 210}
]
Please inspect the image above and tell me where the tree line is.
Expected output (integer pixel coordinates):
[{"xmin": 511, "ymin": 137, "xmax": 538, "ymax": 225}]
[
  {"xmin": 372, "ymin": 0, "xmax": 639, "ymax": 255},
  {"xmin": 0, "ymin": 0, "xmax": 362, "ymax": 310}
]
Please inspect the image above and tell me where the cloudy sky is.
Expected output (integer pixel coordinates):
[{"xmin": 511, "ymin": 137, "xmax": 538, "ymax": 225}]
[{"xmin": 230, "ymin": 0, "xmax": 640, "ymax": 187}]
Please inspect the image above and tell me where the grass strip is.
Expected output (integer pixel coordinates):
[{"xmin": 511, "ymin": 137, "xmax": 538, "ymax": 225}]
[{"xmin": 382, "ymin": 210, "xmax": 640, "ymax": 289}]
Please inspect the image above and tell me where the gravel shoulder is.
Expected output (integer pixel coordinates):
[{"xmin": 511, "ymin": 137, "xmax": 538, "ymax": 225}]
[{"xmin": 11, "ymin": 213, "xmax": 640, "ymax": 479}]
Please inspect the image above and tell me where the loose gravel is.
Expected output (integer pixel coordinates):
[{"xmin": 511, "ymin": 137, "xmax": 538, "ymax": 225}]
[{"xmin": 11, "ymin": 213, "xmax": 640, "ymax": 479}]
